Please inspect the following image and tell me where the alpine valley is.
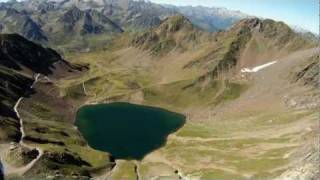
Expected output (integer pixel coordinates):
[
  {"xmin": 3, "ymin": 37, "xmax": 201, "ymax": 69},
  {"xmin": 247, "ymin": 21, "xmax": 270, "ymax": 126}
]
[{"xmin": 0, "ymin": 0, "xmax": 319, "ymax": 180}]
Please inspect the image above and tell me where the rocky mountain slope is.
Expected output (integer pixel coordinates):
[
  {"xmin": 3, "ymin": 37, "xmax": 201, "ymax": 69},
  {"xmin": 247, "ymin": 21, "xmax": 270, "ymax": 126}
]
[
  {"xmin": 131, "ymin": 15, "xmax": 212, "ymax": 56},
  {"xmin": 187, "ymin": 18, "xmax": 317, "ymax": 83},
  {"xmin": 0, "ymin": 34, "xmax": 60, "ymax": 143},
  {"xmin": 0, "ymin": 8, "xmax": 47, "ymax": 43},
  {"xmin": 291, "ymin": 55, "xmax": 319, "ymax": 88},
  {"xmin": 41, "ymin": 6, "xmax": 123, "ymax": 51},
  {"xmin": 0, "ymin": 34, "xmax": 114, "ymax": 179}
]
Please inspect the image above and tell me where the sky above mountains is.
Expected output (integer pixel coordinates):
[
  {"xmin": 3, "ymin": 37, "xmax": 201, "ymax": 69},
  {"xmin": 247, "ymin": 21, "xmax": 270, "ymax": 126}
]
[{"xmin": 151, "ymin": 0, "xmax": 318, "ymax": 34}]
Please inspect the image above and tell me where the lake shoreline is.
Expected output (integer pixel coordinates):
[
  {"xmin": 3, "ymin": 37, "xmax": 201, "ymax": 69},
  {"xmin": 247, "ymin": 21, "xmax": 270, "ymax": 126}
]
[{"xmin": 75, "ymin": 102, "xmax": 186, "ymax": 160}]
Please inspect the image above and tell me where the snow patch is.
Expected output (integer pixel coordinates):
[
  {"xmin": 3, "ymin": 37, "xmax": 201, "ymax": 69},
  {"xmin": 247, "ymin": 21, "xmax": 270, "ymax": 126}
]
[{"xmin": 241, "ymin": 61, "xmax": 277, "ymax": 73}]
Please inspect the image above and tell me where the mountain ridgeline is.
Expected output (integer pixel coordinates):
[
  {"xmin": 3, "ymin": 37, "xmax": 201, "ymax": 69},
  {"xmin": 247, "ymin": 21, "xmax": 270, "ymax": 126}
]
[
  {"xmin": 164, "ymin": 5, "xmax": 250, "ymax": 31},
  {"xmin": 0, "ymin": 0, "xmax": 260, "ymax": 51},
  {"xmin": 131, "ymin": 15, "xmax": 316, "ymax": 80},
  {"xmin": 0, "ymin": 0, "xmax": 317, "ymax": 53},
  {"xmin": 131, "ymin": 15, "xmax": 209, "ymax": 55},
  {"xmin": 0, "ymin": 8, "xmax": 47, "ymax": 42},
  {"xmin": 195, "ymin": 18, "xmax": 317, "ymax": 80}
]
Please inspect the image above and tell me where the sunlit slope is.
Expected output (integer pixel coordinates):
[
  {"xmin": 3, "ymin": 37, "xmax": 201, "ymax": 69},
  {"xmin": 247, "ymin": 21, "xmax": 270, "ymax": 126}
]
[{"xmin": 56, "ymin": 15, "xmax": 319, "ymax": 179}]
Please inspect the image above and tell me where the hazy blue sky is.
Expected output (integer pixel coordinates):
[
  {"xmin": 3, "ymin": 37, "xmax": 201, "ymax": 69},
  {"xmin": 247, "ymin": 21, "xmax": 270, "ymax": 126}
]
[{"xmin": 150, "ymin": 0, "xmax": 318, "ymax": 34}]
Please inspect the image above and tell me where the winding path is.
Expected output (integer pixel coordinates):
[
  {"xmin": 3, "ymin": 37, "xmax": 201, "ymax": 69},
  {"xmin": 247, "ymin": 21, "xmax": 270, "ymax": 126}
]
[{"xmin": 4, "ymin": 74, "xmax": 44, "ymax": 176}]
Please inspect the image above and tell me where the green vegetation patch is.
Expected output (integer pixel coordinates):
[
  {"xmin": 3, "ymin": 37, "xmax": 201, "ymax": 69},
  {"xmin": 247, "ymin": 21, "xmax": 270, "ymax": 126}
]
[
  {"xmin": 143, "ymin": 79, "xmax": 247, "ymax": 111},
  {"xmin": 212, "ymin": 81, "xmax": 248, "ymax": 105}
]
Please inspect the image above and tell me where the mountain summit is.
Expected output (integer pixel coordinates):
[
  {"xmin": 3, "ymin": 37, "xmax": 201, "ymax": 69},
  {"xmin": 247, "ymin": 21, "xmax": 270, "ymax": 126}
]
[{"xmin": 131, "ymin": 15, "xmax": 211, "ymax": 55}]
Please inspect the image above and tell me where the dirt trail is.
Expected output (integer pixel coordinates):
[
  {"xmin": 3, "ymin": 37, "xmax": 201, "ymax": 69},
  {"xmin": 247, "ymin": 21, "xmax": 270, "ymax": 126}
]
[{"xmin": 3, "ymin": 74, "xmax": 44, "ymax": 177}]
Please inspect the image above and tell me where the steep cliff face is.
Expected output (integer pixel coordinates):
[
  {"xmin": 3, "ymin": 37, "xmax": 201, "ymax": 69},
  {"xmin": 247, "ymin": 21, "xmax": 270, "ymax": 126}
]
[
  {"xmin": 0, "ymin": 34, "xmax": 61, "ymax": 74},
  {"xmin": 0, "ymin": 34, "xmax": 63, "ymax": 142},
  {"xmin": 0, "ymin": 33, "xmax": 82, "ymax": 142},
  {"xmin": 0, "ymin": 69, "xmax": 32, "ymax": 142}
]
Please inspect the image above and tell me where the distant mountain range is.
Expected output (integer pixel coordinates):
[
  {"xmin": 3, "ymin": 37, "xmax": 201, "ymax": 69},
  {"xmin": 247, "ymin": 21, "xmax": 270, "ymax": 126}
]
[
  {"xmin": 0, "ymin": 0, "xmax": 255, "ymax": 51},
  {"xmin": 163, "ymin": 5, "xmax": 250, "ymax": 31}
]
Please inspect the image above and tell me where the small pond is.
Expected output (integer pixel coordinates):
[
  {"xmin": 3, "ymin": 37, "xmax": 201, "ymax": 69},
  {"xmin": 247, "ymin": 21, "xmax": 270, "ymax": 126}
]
[{"xmin": 75, "ymin": 102, "xmax": 185, "ymax": 160}]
